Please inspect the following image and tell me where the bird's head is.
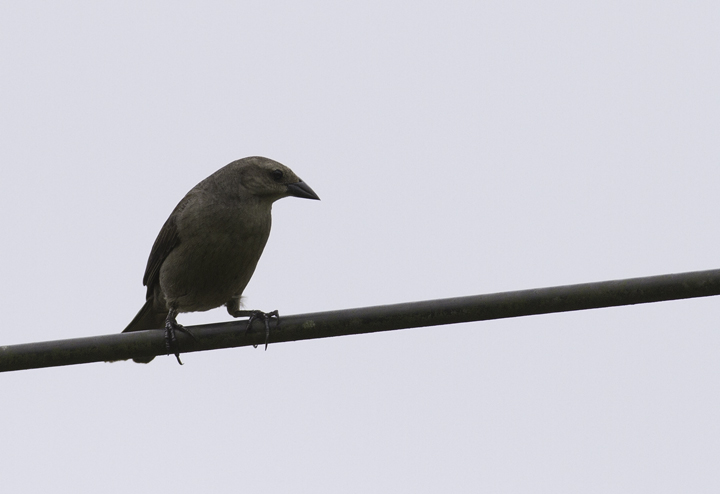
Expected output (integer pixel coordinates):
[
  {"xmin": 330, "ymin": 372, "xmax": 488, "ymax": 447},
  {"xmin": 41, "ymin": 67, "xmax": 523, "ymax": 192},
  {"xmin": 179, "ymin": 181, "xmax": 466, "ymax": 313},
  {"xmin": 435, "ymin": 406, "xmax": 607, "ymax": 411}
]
[{"xmin": 234, "ymin": 156, "xmax": 320, "ymax": 202}]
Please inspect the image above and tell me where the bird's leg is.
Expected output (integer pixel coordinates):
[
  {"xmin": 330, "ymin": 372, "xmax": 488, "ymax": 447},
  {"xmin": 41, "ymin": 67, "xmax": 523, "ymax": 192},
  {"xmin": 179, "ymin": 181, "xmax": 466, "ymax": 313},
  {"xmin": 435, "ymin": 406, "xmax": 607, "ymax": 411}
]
[
  {"xmin": 231, "ymin": 309, "xmax": 280, "ymax": 351},
  {"xmin": 164, "ymin": 309, "xmax": 198, "ymax": 365}
]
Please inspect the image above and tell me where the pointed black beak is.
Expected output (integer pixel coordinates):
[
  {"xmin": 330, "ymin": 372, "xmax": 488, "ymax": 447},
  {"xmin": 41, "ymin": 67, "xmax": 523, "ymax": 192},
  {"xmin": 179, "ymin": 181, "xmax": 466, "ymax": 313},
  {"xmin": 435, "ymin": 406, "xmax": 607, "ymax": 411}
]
[{"xmin": 286, "ymin": 180, "xmax": 320, "ymax": 200}]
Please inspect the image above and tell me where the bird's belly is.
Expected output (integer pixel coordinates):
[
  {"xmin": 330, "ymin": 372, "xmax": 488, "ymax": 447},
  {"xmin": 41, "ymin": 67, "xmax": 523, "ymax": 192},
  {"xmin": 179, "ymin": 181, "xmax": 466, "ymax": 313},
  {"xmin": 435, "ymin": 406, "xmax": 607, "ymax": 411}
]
[{"xmin": 159, "ymin": 229, "xmax": 268, "ymax": 313}]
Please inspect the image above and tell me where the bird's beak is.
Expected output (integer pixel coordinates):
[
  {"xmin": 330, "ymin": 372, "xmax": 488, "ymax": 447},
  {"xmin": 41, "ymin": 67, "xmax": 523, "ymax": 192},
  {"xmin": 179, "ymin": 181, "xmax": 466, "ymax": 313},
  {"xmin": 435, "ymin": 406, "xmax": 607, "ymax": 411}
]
[{"xmin": 286, "ymin": 180, "xmax": 320, "ymax": 200}]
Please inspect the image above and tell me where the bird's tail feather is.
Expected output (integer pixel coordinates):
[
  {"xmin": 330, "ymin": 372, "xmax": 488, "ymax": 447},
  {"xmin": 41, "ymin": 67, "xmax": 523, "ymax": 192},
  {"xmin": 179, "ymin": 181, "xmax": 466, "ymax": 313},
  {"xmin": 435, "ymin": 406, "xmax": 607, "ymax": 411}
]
[{"xmin": 123, "ymin": 298, "xmax": 166, "ymax": 364}]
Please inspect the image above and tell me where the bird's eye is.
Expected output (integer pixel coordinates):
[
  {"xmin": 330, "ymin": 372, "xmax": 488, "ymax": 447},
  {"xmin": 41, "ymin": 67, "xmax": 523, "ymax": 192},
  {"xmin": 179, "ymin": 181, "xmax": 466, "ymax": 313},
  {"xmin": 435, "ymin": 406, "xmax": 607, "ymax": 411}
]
[{"xmin": 271, "ymin": 169, "xmax": 284, "ymax": 181}]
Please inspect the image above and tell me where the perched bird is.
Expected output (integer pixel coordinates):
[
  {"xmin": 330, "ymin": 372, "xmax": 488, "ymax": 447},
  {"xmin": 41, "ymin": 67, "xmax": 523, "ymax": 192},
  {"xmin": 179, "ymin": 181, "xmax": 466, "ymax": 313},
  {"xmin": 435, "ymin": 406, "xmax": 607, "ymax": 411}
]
[{"xmin": 123, "ymin": 156, "xmax": 320, "ymax": 363}]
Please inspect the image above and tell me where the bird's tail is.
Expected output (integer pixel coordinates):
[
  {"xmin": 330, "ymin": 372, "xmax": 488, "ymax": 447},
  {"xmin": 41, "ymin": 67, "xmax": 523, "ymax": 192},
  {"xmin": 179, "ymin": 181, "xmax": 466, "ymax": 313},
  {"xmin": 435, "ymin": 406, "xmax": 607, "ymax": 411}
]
[{"xmin": 123, "ymin": 298, "xmax": 167, "ymax": 364}]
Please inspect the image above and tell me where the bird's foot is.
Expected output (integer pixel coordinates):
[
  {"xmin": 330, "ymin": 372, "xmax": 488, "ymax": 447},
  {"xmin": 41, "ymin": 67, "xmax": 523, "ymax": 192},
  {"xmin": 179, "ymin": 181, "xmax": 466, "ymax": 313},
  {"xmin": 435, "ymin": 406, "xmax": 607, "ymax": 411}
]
[
  {"xmin": 164, "ymin": 311, "xmax": 197, "ymax": 365},
  {"xmin": 234, "ymin": 310, "xmax": 279, "ymax": 350}
]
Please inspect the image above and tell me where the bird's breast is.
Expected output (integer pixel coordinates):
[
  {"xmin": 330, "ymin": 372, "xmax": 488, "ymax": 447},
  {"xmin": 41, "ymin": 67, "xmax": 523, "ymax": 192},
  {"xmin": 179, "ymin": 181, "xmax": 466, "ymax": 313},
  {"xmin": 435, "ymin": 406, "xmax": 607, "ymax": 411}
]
[{"xmin": 159, "ymin": 200, "xmax": 273, "ymax": 312}]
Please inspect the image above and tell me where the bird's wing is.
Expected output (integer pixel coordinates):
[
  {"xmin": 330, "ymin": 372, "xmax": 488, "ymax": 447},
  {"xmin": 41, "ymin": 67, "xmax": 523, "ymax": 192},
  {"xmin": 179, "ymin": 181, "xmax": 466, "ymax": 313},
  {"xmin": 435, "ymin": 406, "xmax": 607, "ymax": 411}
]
[{"xmin": 142, "ymin": 194, "xmax": 193, "ymax": 297}]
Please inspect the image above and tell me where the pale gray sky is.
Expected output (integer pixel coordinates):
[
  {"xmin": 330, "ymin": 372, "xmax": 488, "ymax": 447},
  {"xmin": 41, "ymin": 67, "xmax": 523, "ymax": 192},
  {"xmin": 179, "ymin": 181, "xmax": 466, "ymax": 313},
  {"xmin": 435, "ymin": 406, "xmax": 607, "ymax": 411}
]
[{"xmin": 2, "ymin": 1, "xmax": 720, "ymax": 492}]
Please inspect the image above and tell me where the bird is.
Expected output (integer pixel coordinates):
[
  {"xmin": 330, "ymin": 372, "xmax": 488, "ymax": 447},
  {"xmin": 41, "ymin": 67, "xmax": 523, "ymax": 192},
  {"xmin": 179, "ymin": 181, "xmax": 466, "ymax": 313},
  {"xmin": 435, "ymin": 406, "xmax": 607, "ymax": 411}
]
[{"xmin": 122, "ymin": 156, "xmax": 320, "ymax": 364}]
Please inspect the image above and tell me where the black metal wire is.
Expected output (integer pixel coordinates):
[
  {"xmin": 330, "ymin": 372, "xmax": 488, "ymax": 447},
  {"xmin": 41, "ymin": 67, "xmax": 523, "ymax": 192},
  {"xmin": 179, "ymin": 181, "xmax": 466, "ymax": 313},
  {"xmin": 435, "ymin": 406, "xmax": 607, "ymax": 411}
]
[{"xmin": 2, "ymin": 268, "xmax": 720, "ymax": 372}]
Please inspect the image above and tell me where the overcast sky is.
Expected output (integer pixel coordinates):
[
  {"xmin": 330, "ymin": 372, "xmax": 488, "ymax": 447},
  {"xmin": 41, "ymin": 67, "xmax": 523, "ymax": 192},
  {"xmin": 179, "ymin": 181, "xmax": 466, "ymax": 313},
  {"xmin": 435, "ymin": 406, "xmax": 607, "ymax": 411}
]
[{"xmin": 2, "ymin": 1, "xmax": 720, "ymax": 492}]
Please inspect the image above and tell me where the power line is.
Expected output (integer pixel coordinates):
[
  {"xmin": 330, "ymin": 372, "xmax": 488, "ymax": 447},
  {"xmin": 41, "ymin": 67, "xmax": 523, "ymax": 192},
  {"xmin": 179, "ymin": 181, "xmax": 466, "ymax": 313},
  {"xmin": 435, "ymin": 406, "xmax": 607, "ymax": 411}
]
[{"xmin": 2, "ymin": 268, "xmax": 720, "ymax": 372}]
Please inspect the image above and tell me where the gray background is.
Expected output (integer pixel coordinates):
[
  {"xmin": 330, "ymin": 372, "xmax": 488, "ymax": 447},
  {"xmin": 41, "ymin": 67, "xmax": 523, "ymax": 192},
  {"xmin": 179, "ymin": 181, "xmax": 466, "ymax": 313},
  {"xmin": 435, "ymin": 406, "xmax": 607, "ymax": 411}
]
[{"xmin": 2, "ymin": 1, "xmax": 720, "ymax": 492}]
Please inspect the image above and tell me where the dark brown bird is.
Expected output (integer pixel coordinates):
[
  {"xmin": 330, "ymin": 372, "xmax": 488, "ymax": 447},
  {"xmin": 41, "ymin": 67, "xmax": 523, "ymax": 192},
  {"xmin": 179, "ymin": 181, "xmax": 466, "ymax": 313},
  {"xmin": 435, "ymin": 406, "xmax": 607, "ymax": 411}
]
[{"xmin": 123, "ymin": 156, "xmax": 320, "ymax": 363}]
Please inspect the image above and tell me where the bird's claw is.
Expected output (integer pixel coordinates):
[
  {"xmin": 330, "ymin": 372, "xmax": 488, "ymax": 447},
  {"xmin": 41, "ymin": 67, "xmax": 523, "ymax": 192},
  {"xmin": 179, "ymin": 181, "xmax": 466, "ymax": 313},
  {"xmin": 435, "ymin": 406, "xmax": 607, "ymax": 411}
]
[
  {"xmin": 164, "ymin": 317, "xmax": 197, "ymax": 365},
  {"xmin": 245, "ymin": 310, "xmax": 280, "ymax": 350}
]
